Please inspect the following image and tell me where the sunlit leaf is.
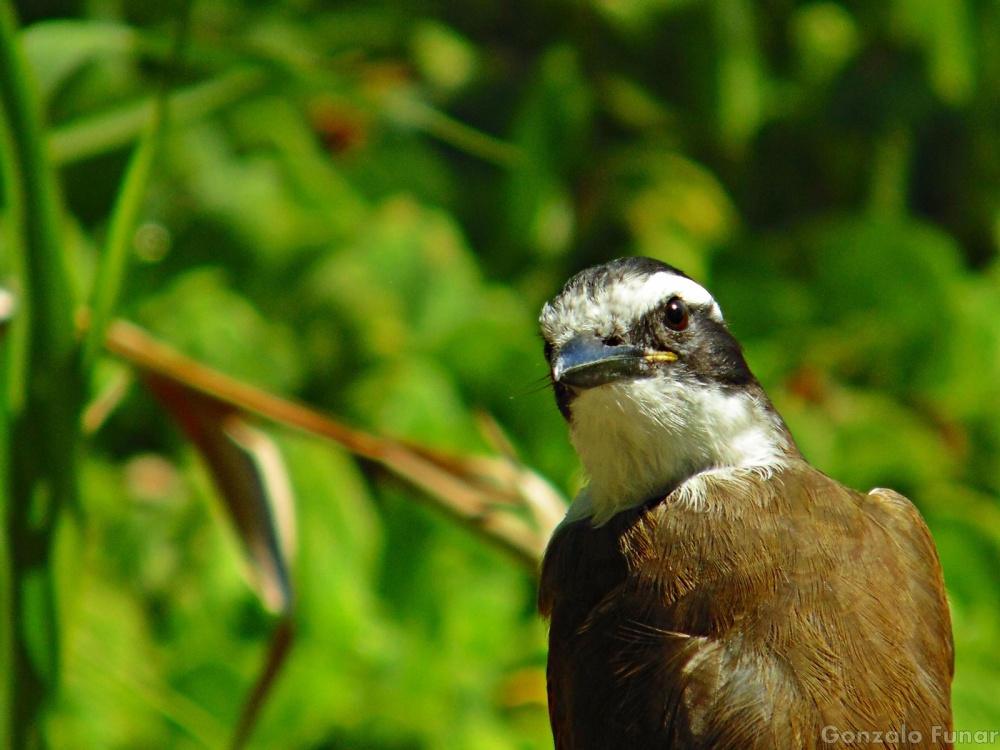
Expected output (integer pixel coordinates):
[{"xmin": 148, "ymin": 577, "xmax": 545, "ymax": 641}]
[
  {"xmin": 22, "ymin": 20, "xmax": 135, "ymax": 104},
  {"xmin": 891, "ymin": 0, "xmax": 975, "ymax": 104}
]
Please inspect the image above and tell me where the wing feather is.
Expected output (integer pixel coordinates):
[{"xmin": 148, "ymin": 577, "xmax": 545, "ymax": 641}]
[{"xmin": 539, "ymin": 464, "xmax": 954, "ymax": 749}]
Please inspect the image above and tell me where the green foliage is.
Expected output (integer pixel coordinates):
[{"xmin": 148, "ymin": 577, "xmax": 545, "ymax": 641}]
[
  {"xmin": 3, "ymin": 0, "xmax": 1000, "ymax": 747},
  {"xmin": 1, "ymin": 1, "xmax": 85, "ymax": 746}
]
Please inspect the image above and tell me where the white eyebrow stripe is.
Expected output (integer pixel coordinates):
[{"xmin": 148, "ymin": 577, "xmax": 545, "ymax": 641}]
[
  {"xmin": 539, "ymin": 270, "xmax": 724, "ymax": 346},
  {"xmin": 624, "ymin": 273, "xmax": 723, "ymax": 321}
]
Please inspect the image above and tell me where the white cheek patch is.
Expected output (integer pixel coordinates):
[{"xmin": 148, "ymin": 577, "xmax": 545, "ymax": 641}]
[{"xmin": 540, "ymin": 271, "xmax": 724, "ymax": 346}]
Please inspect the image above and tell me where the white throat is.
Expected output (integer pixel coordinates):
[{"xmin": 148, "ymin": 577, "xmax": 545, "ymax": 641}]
[{"xmin": 564, "ymin": 377, "xmax": 790, "ymax": 525}]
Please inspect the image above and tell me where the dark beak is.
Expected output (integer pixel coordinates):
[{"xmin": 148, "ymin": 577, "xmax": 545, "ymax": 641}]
[{"xmin": 551, "ymin": 335, "xmax": 676, "ymax": 390}]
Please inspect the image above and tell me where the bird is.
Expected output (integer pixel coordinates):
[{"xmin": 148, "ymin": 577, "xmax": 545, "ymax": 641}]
[{"xmin": 537, "ymin": 257, "xmax": 954, "ymax": 749}]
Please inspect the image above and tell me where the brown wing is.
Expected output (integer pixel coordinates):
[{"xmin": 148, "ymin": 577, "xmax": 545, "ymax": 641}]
[
  {"xmin": 765, "ymin": 474, "xmax": 954, "ymax": 748},
  {"xmin": 538, "ymin": 464, "xmax": 954, "ymax": 750},
  {"xmin": 539, "ymin": 508, "xmax": 636, "ymax": 749},
  {"xmin": 865, "ymin": 487, "xmax": 954, "ymax": 680}
]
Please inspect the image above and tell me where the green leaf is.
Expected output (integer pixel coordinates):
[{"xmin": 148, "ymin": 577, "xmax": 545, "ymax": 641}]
[
  {"xmin": 891, "ymin": 0, "xmax": 975, "ymax": 104},
  {"xmin": 49, "ymin": 70, "xmax": 268, "ymax": 166},
  {"xmin": 1, "ymin": 3, "xmax": 84, "ymax": 746},
  {"xmin": 713, "ymin": 0, "xmax": 766, "ymax": 150},
  {"xmin": 410, "ymin": 20, "xmax": 479, "ymax": 95},
  {"xmin": 137, "ymin": 269, "xmax": 305, "ymax": 394},
  {"xmin": 615, "ymin": 148, "xmax": 737, "ymax": 278},
  {"xmin": 790, "ymin": 2, "xmax": 860, "ymax": 83},
  {"xmin": 505, "ymin": 45, "xmax": 594, "ymax": 258},
  {"xmin": 22, "ymin": 20, "xmax": 135, "ymax": 104}
]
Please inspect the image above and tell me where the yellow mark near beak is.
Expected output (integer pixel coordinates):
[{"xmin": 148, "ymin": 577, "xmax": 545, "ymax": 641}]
[{"xmin": 644, "ymin": 351, "xmax": 678, "ymax": 363}]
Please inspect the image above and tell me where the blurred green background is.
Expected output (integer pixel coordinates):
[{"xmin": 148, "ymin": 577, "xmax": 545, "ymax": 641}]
[{"xmin": 3, "ymin": 0, "xmax": 1000, "ymax": 747}]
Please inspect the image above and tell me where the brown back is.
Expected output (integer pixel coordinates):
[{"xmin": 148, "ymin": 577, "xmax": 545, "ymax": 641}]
[{"xmin": 538, "ymin": 461, "xmax": 953, "ymax": 749}]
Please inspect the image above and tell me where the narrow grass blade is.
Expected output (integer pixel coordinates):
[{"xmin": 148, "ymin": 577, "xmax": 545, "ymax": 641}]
[
  {"xmin": 80, "ymin": 104, "xmax": 166, "ymax": 369},
  {"xmin": 0, "ymin": 1, "xmax": 83, "ymax": 747},
  {"xmin": 82, "ymin": 0, "xmax": 192, "ymax": 371},
  {"xmin": 49, "ymin": 69, "xmax": 268, "ymax": 166}
]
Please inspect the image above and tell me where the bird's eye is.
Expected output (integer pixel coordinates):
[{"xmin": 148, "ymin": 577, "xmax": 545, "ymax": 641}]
[{"xmin": 664, "ymin": 298, "xmax": 689, "ymax": 331}]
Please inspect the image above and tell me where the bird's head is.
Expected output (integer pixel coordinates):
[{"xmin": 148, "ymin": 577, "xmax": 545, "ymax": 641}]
[{"xmin": 541, "ymin": 257, "xmax": 798, "ymax": 524}]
